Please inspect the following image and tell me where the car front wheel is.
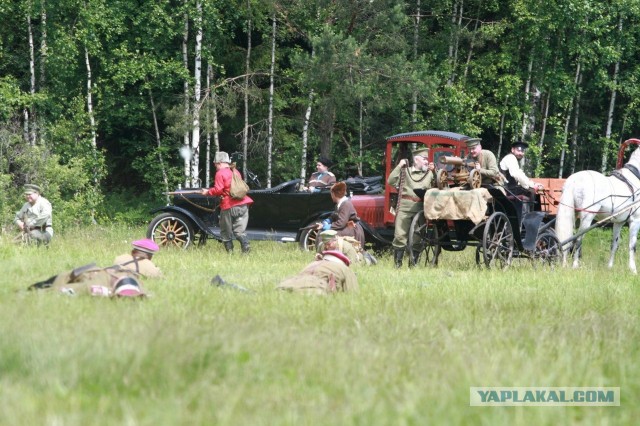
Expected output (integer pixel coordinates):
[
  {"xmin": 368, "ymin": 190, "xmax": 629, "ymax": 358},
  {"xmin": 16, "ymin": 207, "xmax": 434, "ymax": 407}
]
[{"xmin": 147, "ymin": 212, "xmax": 195, "ymax": 249}]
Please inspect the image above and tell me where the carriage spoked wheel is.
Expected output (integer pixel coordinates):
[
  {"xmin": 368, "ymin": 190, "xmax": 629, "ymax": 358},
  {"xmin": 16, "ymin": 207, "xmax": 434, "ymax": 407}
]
[
  {"xmin": 407, "ymin": 212, "xmax": 441, "ymax": 267},
  {"xmin": 531, "ymin": 231, "xmax": 561, "ymax": 268},
  {"xmin": 468, "ymin": 169, "xmax": 482, "ymax": 189},
  {"xmin": 435, "ymin": 169, "xmax": 449, "ymax": 190},
  {"xmin": 147, "ymin": 212, "xmax": 195, "ymax": 249},
  {"xmin": 480, "ymin": 211, "xmax": 514, "ymax": 269}
]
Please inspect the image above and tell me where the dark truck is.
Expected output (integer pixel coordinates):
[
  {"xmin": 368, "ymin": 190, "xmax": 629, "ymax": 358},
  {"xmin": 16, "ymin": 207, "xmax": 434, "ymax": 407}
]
[{"xmin": 147, "ymin": 130, "xmax": 469, "ymax": 249}]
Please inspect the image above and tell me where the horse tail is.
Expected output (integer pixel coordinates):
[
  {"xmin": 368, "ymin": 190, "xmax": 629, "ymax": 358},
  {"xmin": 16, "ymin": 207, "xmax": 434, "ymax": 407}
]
[{"xmin": 555, "ymin": 177, "xmax": 576, "ymax": 256}]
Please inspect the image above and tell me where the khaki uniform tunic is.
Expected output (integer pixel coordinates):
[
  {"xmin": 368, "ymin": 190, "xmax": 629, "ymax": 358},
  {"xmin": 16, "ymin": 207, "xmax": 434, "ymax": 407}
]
[{"xmin": 387, "ymin": 163, "xmax": 434, "ymax": 249}]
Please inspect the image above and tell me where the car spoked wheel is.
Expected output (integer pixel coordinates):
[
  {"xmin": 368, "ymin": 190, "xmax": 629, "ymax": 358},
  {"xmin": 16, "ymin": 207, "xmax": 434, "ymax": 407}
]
[
  {"xmin": 147, "ymin": 213, "xmax": 194, "ymax": 249},
  {"xmin": 299, "ymin": 225, "xmax": 320, "ymax": 251}
]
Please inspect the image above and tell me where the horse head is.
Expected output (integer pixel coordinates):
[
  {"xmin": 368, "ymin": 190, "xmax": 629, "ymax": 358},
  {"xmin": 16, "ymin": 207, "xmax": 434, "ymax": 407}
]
[{"xmin": 627, "ymin": 146, "xmax": 640, "ymax": 168}]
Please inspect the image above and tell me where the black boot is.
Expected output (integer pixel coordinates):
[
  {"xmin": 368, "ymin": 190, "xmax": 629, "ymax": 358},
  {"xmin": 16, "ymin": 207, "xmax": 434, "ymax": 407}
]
[
  {"xmin": 223, "ymin": 240, "xmax": 234, "ymax": 253},
  {"xmin": 394, "ymin": 249, "xmax": 404, "ymax": 269},
  {"xmin": 238, "ymin": 235, "xmax": 251, "ymax": 254},
  {"xmin": 409, "ymin": 250, "xmax": 421, "ymax": 268}
]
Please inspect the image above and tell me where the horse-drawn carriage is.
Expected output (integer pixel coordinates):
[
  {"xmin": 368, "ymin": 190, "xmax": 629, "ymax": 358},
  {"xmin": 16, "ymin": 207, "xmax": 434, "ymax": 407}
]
[{"xmin": 406, "ymin": 185, "xmax": 560, "ymax": 269}]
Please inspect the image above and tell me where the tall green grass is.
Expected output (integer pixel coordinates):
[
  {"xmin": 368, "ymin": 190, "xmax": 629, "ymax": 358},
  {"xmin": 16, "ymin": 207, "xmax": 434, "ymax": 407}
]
[{"xmin": 1, "ymin": 226, "xmax": 638, "ymax": 425}]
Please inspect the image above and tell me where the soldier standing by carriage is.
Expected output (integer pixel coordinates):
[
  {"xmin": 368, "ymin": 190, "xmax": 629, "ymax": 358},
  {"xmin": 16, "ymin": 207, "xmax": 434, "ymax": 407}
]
[{"xmin": 387, "ymin": 147, "xmax": 435, "ymax": 268}]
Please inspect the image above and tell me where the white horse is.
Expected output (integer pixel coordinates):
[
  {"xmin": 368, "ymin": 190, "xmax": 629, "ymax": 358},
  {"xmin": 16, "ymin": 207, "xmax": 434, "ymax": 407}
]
[{"xmin": 555, "ymin": 146, "xmax": 640, "ymax": 273}]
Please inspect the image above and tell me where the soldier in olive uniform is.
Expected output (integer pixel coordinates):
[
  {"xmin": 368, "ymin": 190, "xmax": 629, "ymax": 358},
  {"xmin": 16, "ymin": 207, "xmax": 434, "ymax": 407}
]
[
  {"xmin": 465, "ymin": 138, "xmax": 502, "ymax": 187},
  {"xmin": 113, "ymin": 238, "xmax": 162, "ymax": 278},
  {"xmin": 30, "ymin": 264, "xmax": 146, "ymax": 297},
  {"xmin": 387, "ymin": 147, "xmax": 434, "ymax": 268},
  {"xmin": 14, "ymin": 184, "xmax": 53, "ymax": 245},
  {"xmin": 276, "ymin": 250, "xmax": 358, "ymax": 294}
]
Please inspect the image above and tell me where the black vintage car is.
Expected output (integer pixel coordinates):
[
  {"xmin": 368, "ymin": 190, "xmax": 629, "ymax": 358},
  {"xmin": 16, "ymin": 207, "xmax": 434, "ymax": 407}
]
[
  {"xmin": 147, "ymin": 130, "xmax": 476, "ymax": 251},
  {"xmin": 146, "ymin": 177, "xmax": 384, "ymax": 249}
]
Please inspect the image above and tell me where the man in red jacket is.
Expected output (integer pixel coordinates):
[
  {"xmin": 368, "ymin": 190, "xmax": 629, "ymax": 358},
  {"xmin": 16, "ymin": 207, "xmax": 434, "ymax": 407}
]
[{"xmin": 201, "ymin": 151, "xmax": 254, "ymax": 253}]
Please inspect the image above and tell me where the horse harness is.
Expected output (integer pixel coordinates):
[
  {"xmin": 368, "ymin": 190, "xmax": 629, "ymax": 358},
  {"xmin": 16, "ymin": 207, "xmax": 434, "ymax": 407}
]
[{"xmin": 610, "ymin": 165, "xmax": 640, "ymax": 218}]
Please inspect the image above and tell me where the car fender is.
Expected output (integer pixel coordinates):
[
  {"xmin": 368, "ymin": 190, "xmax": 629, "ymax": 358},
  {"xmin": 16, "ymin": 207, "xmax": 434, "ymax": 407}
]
[
  {"xmin": 149, "ymin": 205, "xmax": 216, "ymax": 236},
  {"xmin": 359, "ymin": 220, "xmax": 392, "ymax": 246},
  {"xmin": 295, "ymin": 211, "xmax": 333, "ymax": 241}
]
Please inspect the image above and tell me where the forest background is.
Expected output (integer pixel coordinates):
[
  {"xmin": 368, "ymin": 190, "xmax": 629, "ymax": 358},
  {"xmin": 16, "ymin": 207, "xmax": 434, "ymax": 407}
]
[{"xmin": 1, "ymin": 0, "xmax": 640, "ymax": 230}]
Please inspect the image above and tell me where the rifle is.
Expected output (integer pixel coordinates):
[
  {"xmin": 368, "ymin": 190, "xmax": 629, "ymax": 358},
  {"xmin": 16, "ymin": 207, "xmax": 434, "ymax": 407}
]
[
  {"xmin": 211, "ymin": 275, "xmax": 251, "ymax": 292},
  {"xmin": 12, "ymin": 212, "xmax": 29, "ymax": 244},
  {"xmin": 163, "ymin": 190, "xmax": 204, "ymax": 195}
]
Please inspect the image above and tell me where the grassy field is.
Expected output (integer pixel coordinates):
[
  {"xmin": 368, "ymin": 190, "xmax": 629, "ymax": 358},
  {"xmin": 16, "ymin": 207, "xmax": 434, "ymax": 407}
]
[{"xmin": 1, "ymin": 226, "xmax": 638, "ymax": 425}]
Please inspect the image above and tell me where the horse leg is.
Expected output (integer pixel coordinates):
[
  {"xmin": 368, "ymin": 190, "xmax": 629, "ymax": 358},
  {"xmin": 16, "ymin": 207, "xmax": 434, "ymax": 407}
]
[
  {"xmin": 573, "ymin": 213, "xmax": 595, "ymax": 269},
  {"xmin": 608, "ymin": 223, "xmax": 623, "ymax": 269},
  {"xmin": 627, "ymin": 220, "xmax": 640, "ymax": 274}
]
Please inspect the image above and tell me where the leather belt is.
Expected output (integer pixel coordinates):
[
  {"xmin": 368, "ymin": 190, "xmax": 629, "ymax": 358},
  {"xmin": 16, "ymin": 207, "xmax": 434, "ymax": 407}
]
[
  {"xmin": 29, "ymin": 225, "xmax": 51, "ymax": 231},
  {"xmin": 401, "ymin": 194, "xmax": 421, "ymax": 202}
]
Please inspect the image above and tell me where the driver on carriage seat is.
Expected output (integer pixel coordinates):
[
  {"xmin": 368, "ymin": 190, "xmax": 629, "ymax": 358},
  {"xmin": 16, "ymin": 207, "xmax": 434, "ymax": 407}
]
[
  {"xmin": 499, "ymin": 141, "xmax": 544, "ymax": 197},
  {"xmin": 465, "ymin": 138, "xmax": 503, "ymax": 187}
]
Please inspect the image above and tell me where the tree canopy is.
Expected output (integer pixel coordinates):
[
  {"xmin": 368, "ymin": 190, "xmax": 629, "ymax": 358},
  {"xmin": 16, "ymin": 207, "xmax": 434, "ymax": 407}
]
[{"xmin": 2, "ymin": 0, "xmax": 640, "ymax": 225}]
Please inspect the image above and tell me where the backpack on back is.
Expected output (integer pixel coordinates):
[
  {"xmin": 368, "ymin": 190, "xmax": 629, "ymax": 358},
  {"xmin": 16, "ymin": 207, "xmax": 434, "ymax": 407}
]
[{"xmin": 229, "ymin": 164, "xmax": 250, "ymax": 200}]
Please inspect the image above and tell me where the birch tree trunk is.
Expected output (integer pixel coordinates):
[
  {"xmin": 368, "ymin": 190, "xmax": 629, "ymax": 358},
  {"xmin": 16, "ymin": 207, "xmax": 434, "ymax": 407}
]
[
  {"xmin": 190, "ymin": 0, "xmax": 202, "ymax": 188},
  {"xmin": 38, "ymin": 0, "xmax": 47, "ymax": 145},
  {"xmin": 267, "ymin": 14, "xmax": 276, "ymax": 188},
  {"xmin": 463, "ymin": 8, "xmax": 480, "ymax": 80},
  {"xmin": 300, "ymin": 89, "xmax": 314, "ymax": 182},
  {"xmin": 498, "ymin": 99, "xmax": 506, "ymax": 159},
  {"xmin": 149, "ymin": 88, "xmax": 170, "ymax": 202},
  {"xmin": 27, "ymin": 12, "xmax": 36, "ymax": 145},
  {"xmin": 558, "ymin": 59, "xmax": 581, "ymax": 178},
  {"xmin": 84, "ymin": 47, "xmax": 97, "ymax": 165},
  {"xmin": 570, "ymin": 70, "xmax": 583, "ymax": 175},
  {"xmin": 358, "ymin": 99, "xmax": 363, "ymax": 176},
  {"xmin": 520, "ymin": 54, "xmax": 533, "ymax": 141},
  {"xmin": 182, "ymin": 3, "xmax": 190, "ymax": 186},
  {"xmin": 205, "ymin": 63, "xmax": 211, "ymax": 187},
  {"xmin": 411, "ymin": 0, "xmax": 420, "ymax": 129},
  {"xmin": 40, "ymin": 0, "xmax": 47, "ymax": 87},
  {"xmin": 447, "ymin": 0, "xmax": 463, "ymax": 86},
  {"xmin": 243, "ymin": 0, "xmax": 252, "ymax": 178},
  {"xmin": 601, "ymin": 15, "xmax": 622, "ymax": 173},
  {"xmin": 536, "ymin": 90, "xmax": 551, "ymax": 177}
]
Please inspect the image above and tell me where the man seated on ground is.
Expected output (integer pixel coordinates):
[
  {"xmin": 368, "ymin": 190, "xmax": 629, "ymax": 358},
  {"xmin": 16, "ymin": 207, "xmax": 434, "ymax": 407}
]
[
  {"xmin": 113, "ymin": 238, "xmax": 162, "ymax": 278},
  {"xmin": 14, "ymin": 184, "xmax": 53, "ymax": 245},
  {"xmin": 276, "ymin": 249, "xmax": 358, "ymax": 294},
  {"xmin": 300, "ymin": 157, "xmax": 336, "ymax": 192},
  {"xmin": 499, "ymin": 141, "xmax": 544, "ymax": 197}
]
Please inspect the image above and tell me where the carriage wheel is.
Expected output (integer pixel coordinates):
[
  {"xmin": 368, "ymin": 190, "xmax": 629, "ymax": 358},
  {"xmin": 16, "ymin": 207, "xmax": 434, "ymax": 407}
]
[
  {"xmin": 436, "ymin": 169, "xmax": 449, "ymax": 190},
  {"xmin": 407, "ymin": 212, "xmax": 441, "ymax": 267},
  {"xmin": 532, "ymin": 231, "xmax": 561, "ymax": 268},
  {"xmin": 481, "ymin": 212, "xmax": 514, "ymax": 269},
  {"xmin": 147, "ymin": 212, "xmax": 195, "ymax": 249},
  {"xmin": 468, "ymin": 169, "xmax": 482, "ymax": 189}
]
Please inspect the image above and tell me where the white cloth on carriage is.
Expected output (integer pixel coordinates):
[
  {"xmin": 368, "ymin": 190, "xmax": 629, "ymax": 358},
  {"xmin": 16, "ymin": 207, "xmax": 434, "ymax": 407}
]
[{"xmin": 423, "ymin": 187, "xmax": 492, "ymax": 224}]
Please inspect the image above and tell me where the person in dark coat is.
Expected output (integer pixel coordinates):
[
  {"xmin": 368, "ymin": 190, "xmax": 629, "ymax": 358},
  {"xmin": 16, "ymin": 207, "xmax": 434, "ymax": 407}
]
[{"xmin": 319, "ymin": 181, "xmax": 366, "ymax": 248}]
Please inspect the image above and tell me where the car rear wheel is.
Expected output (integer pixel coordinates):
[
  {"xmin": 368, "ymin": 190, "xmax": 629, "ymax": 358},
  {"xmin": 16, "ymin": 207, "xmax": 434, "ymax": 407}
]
[{"xmin": 147, "ymin": 212, "xmax": 195, "ymax": 249}]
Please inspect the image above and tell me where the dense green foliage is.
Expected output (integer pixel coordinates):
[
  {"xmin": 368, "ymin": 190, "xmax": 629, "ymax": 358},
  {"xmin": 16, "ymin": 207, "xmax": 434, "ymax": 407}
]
[
  {"xmin": 2, "ymin": 0, "xmax": 640, "ymax": 227},
  {"xmin": 1, "ymin": 227, "xmax": 638, "ymax": 424}
]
